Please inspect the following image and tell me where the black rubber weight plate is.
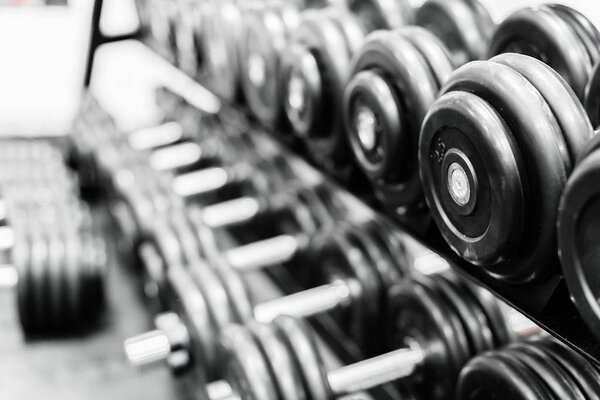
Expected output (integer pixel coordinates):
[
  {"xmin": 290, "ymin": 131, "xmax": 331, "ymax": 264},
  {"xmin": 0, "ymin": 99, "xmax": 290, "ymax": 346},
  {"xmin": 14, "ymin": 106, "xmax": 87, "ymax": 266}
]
[
  {"xmin": 273, "ymin": 316, "xmax": 331, "ymax": 400},
  {"xmin": 507, "ymin": 343, "xmax": 584, "ymax": 400},
  {"xmin": 221, "ymin": 324, "xmax": 279, "ymax": 400},
  {"xmin": 387, "ymin": 275, "xmax": 469, "ymax": 400},
  {"xmin": 247, "ymin": 321, "xmax": 306, "ymax": 400},
  {"xmin": 539, "ymin": 339, "xmax": 600, "ymax": 400},
  {"xmin": 456, "ymin": 351, "xmax": 553, "ymax": 400}
]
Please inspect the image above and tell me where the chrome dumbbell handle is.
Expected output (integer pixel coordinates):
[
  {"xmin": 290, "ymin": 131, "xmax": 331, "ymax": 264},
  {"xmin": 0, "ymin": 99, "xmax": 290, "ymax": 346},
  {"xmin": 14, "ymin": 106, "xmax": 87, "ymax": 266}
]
[{"xmin": 253, "ymin": 280, "xmax": 354, "ymax": 323}]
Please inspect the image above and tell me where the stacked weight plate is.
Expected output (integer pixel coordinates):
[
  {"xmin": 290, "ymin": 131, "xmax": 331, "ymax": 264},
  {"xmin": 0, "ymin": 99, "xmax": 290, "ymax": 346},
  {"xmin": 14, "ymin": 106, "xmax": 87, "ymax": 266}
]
[{"xmin": 0, "ymin": 139, "xmax": 106, "ymax": 333}]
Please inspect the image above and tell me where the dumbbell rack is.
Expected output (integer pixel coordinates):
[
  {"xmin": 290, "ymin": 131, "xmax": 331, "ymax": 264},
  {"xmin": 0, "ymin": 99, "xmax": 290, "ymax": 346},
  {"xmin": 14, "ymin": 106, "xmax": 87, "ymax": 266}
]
[{"xmin": 83, "ymin": 0, "xmax": 600, "ymax": 372}]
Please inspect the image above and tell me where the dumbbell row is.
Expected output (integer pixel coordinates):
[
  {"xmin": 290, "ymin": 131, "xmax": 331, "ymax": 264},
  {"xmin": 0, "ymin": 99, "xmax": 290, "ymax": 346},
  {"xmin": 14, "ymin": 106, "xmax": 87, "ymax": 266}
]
[
  {"xmin": 128, "ymin": 264, "xmax": 543, "ymax": 400},
  {"xmin": 71, "ymin": 94, "xmax": 364, "ymax": 351},
  {"xmin": 124, "ymin": 202, "xmax": 547, "ymax": 398},
  {"xmin": 196, "ymin": 327, "xmax": 600, "ymax": 400},
  {"xmin": 133, "ymin": 0, "xmax": 600, "ymax": 339},
  {"xmin": 127, "ymin": 217, "xmax": 396, "ymax": 373}
]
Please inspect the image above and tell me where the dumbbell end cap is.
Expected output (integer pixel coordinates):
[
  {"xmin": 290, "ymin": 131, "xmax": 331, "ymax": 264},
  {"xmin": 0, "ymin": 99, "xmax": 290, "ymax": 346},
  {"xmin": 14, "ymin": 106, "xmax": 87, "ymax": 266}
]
[{"xmin": 124, "ymin": 329, "xmax": 171, "ymax": 368}]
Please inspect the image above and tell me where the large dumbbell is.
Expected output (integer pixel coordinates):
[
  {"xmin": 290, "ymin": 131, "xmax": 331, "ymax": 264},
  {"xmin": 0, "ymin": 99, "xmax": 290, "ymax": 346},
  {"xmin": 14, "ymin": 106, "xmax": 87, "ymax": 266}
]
[
  {"xmin": 124, "ymin": 219, "xmax": 449, "ymax": 378},
  {"xmin": 342, "ymin": 27, "xmax": 455, "ymax": 228},
  {"xmin": 456, "ymin": 338, "xmax": 600, "ymax": 400},
  {"xmin": 188, "ymin": 277, "xmax": 540, "ymax": 400},
  {"xmin": 557, "ymin": 134, "xmax": 600, "ymax": 341},
  {"xmin": 419, "ymin": 53, "xmax": 594, "ymax": 283},
  {"xmin": 488, "ymin": 2, "xmax": 600, "ymax": 102}
]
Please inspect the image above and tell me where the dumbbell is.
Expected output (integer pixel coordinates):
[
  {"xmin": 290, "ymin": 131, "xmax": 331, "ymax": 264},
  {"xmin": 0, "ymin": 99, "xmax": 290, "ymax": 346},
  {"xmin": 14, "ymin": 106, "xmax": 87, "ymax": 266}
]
[
  {"xmin": 456, "ymin": 338, "xmax": 600, "ymax": 399},
  {"xmin": 186, "ymin": 274, "xmax": 541, "ymax": 400},
  {"xmin": 124, "ymin": 217, "xmax": 446, "ymax": 378},
  {"xmin": 419, "ymin": 53, "xmax": 594, "ymax": 283},
  {"xmin": 557, "ymin": 134, "xmax": 600, "ymax": 341},
  {"xmin": 342, "ymin": 27, "xmax": 455, "ymax": 228},
  {"xmin": 488, "ymin": 1, "xmax": 600, "ymax": 102},
  {"xmin": 279, "ymin": 7, "xmax": 369, "ymax": 179}
]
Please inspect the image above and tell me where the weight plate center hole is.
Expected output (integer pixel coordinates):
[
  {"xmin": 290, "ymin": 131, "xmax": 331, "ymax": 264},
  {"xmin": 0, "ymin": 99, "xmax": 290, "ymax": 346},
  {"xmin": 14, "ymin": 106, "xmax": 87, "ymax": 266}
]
[{"xmin": 355, "ymin": 106, "xmax": 378, "ymax": 152}]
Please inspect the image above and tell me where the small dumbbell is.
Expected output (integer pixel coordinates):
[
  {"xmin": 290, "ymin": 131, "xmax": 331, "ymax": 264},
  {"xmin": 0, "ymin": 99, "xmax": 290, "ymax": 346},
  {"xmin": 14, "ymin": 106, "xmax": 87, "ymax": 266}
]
[
  {"xmin": 193, "ymin": 279, "xmax": 541, "ymax": 400},
  {"xmin": 557, "ymin": 134, "xmax": 600, "ymax": 341},
  {"xmin": 343, "ymin": 27, "xmax": 455, "ymax": 228},
  {"xmin": 488, "ymin": 2, "xmax": 600, "ymax": 102},
  {"xmin": 420, "ymin": 53, "xmax": 594, "ymax": 283},
  {"xmin": 456, "ymin": 338, "xmax": 600, "ymax": 399}
]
